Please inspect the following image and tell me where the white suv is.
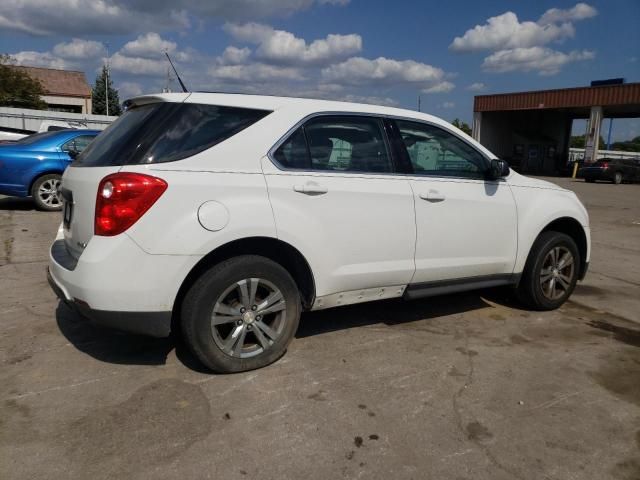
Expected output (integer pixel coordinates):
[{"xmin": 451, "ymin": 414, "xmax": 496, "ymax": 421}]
[{"xmin": 48, "ymin": 93, "xmax": 590, "ymax": 372}]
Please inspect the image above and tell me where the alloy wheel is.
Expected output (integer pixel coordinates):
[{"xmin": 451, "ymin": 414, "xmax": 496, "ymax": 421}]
[
  {"xmin": 38, "ymin": 178, "xmax": 62, "ymax": 208},
  {"xmin": 210, "ymin": 278, "xmax": 287, "ymax": 358},
  {"xmin": 539, "ymin": 246, "xmax": 575, "ymax": 301}
]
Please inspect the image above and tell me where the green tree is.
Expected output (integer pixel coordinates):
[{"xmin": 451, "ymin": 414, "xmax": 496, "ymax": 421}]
[
  {"xmin": 570, "ymin": 134, "xmax": 606, "ymax": 149},
  {"xmin": 92, "ymin": 65, "xmax": 121, "ymax": 116},
  {"xmin": 610, "ymin": 136, "xmax": 640, "ymax": 152},
  {"xmin": 451, "ymin": 118, "xmax": 472, "ymax": 136},
  {"xmin": 0, "ymin": 54, "xmax": 47, "ymax": 109}
]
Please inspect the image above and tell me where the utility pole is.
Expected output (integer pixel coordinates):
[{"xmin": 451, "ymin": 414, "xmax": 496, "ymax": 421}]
[
  {"xmin": 105, "ymin": 43, "xmax": 109, "ymax": 116},
  {"xmin": 417, "ymin": 95, "xmax": 421, "ymax": 112}
]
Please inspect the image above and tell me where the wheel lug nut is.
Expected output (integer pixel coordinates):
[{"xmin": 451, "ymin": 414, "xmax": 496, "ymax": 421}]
[
  {"xmin": 256, "ymin": 315, "xmax": 262, "ymax": 321},
  {"xmin": 237, "ymin": 320, "xmax": 243, "ymax": 325},
  {"xmin": 240, "ymin": 307, "xmax": 246, "ymax": 313},
  {"xmin": 251, "ymin": 305, "xmax": 257, "ymax": 311}
]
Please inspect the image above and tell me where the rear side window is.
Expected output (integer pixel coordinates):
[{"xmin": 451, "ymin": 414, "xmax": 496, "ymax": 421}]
[
  {"xmin": 75, "ymin": 103, "xmax": 271, "ymax": 166},
  {"xmin": 272, "ymin": 115, "xmax": 392, "ymax": 173}
]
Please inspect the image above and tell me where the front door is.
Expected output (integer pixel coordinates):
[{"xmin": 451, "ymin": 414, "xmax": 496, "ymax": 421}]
[{"xmin": 391, "ymin": 119, "xmax": 517, "ymax": 283}]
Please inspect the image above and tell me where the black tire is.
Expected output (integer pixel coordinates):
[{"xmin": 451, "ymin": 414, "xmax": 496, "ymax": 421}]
[
  {"xmin": 613, "ymin": 172, "xmax": 623, "ymax": 185},
  {"xmin": 181, "ymin": 255, "xmax": 301, "ymax": 373},
  {"xmin": 517, "ymin": 231, "xmax": 580, "ymax": 311},
  {"xmin": 31, "ymin": 174, "xmax": 63, "ymax": 211}
]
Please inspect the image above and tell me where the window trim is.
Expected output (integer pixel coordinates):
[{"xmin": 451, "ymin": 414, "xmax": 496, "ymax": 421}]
[{"xmin": 267, "ymin": 111, "xmax": 493, "ymax": 179}]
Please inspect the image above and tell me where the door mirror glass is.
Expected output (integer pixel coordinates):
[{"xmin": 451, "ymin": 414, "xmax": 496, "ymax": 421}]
[{"xmin": 489, "ymin": 159, "xmax": 510, "ymax": 179}]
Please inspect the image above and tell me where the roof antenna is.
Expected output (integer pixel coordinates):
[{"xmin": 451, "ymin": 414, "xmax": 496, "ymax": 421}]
[{"xmin": 164, "ymin": 51, "xmax": 188, "ymax": 93}]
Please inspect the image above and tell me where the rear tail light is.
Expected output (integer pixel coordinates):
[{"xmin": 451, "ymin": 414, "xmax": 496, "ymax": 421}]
[
  {"xmin": 95, "ymin": 173, "xmax": 167, "ymax": 236},
  {"xmin": 601, "ymin": 162, "xmax": 609, "ymax": 169}
]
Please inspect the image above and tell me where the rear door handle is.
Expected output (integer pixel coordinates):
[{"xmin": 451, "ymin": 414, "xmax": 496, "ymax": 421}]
[
  {"xmin": 419, "ymin": 191, "xmax": 445, "ymax": 202},
  {"xmin": 293, "ymin": 183, "xmax": 328, "ymax": 195}
]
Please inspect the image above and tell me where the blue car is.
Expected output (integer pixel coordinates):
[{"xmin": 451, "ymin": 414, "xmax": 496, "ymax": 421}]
[{"xmin": 0, "ymin": 129, "xmax": 99, "ymax": 210}]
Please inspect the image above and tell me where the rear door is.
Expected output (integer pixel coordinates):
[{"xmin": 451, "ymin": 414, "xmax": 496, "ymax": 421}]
[
  {"xmin": 390, "ymin": 119, "xmax": 518, "ymax": 283},
  {"xmin": 263, "ymin": 114, "xmax": 416, "ymax": 297}
]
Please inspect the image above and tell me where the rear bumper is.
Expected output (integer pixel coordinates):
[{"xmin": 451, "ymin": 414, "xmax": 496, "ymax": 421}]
[
  {"xmin": 48, "ymin": 225, "xmax": 201, "ymax": 338},
  {"xmin": 48, "ymin": 267, "xmax": 172, "ymax": 337},
  {"xmin": 579, "ymin": 168, "xmax": 612, "ymax": 181}
]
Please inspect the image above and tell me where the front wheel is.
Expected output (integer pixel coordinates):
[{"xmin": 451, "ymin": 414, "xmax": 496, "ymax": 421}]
[
  {"xmin": 517, "ymin": 232, "xmax": 580, "ymax": 310},
  {"xmin": 31, "ymin": 174, "xmax": 63, "ymax": 211},
  {"xmin": 181, "ymin": 255, "xmax": 301, "ymax": 373}
]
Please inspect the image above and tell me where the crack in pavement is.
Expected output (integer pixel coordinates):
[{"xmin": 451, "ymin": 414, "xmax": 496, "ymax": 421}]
[{"xmin": 451, "ymin": 318, "xmax": 527, "ymax": 480}]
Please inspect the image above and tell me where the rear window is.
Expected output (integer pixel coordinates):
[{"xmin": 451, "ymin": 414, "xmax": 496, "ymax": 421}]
[{"xmin": 74, "ymin": 103, "xmax": 271, "ymax": 167}]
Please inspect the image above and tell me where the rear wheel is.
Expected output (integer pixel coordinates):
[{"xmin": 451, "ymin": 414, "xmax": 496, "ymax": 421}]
[
  {"xmin": 518, "ymin": 231, "xmax": 580, "ymax": 310},
  {"xmin": 31, "ymin": 174, "xmax": 62, "ymax": 211},
  {"xmin": 613, "ymin": 172, "xmax": 623, "ymax": 184},
  {"xmin": 181, "ymin": 255, "xmax": 301, "ymax": 373}
]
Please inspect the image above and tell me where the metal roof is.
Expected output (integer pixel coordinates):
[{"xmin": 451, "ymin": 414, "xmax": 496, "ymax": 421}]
[
  {"xmin": 474, "ymin": 82, "xmax": 640, "ymax": 112},
  {"xmin": 12, "ymin": 66, "xmax": 92, "ymax": 98}
]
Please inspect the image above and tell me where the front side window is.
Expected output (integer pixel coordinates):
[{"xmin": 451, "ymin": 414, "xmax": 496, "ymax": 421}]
[
  {"xmin": 395, "ymin": 120, "xmax": 487, "ymax": 178},
  {"xmin": 75, "ymin": 103, "xmax": 271, "ymax": 167}
]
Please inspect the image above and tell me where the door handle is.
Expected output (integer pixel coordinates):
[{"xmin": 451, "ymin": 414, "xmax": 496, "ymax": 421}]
[
  {"xmin": 293, "ymin": 183, "xmax": 328, "ymax": 195},
  {"xmin": 419, "ymin": 191, "xmax": 445, "ymax": 202}
]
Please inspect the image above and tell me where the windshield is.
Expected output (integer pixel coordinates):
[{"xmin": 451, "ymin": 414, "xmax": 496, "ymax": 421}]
[{"xmin": 74, "ymin": 102, "xmax": 271, "ymax": 167}]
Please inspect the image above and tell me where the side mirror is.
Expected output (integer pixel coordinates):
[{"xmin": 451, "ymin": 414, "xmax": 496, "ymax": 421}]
[
  {"xmin": 488, "ymin": 159, "xmax": 510, "ymax": 179},
  {"xmin": 67, "ymin": 149, "xmax": 79, "ymax": 160}
]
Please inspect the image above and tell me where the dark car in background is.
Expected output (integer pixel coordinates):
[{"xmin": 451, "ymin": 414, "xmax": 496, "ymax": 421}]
[
  {"xmin": 0, "ymin": 129, "xmax": 99, "ymax": 210},
  {"xmin": 579, "ymin": 158, "xmax": 640, "ymax": 184}
]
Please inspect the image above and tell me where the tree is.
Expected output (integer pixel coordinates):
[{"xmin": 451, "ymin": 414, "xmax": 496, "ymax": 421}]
[
  {"xmin": 570, "ymin": 134, "xmax": 605, "ymax": 149},
  {"xmin": 610, "ymin": 136, "xmax": 640, "ymax": 152},
  {"xmin": 0, "ymin": 54, "xmax": 47, "ymax": 109},
  {"xmin": 92, "ymin": 65, "xmax": 121, "ymax": 116},
  {"xmin": 451, "ymin": 118, "xmax": 472, "ymax": 136}
]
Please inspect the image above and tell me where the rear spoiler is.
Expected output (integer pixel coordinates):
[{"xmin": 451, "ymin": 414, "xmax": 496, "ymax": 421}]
[{"xmin": 123, "ymin": 93, "xmax": 192, "ymax": 110}]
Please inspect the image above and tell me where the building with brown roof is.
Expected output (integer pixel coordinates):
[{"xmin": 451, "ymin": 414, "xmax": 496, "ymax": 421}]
[{"xmin": 14, "ymin": 66, "xmax": 92, "ymax": 114}]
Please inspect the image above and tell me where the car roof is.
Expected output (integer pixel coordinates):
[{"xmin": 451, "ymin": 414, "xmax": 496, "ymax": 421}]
[{"xmin": 126, "ymin": 92, "xmax": 457, "ymax": 131}]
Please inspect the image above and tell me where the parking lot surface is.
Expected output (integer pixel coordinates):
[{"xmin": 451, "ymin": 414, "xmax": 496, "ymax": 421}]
[{"xmin": 1, "ymin": 177, "xmax": 639, "ymax": 480}]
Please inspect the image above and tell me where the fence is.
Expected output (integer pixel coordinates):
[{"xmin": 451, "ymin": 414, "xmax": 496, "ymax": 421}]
[
  {"xmin": 0, "ymin": 106, "xmax": 116, "ymax": 133},
  {"xmin": 568, "ymin": 148, "xmax": 640, "ymax": 163}
]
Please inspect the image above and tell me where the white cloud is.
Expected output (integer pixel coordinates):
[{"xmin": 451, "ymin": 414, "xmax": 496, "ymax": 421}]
[
  {"xmin": 109, "ymin": 52, "xmax": 167, "ymax": 75},
  {"xmin": 11, "ymin": 51, "xmax": 66, "ymax": 69},
  {"xmin": 449, "ymin": 11, "xmax": 575, "ymax": 52},
  {"xmin": 482, "ymin": 47, "xmax": 595, "ymax": 75},
  {"xmin": 52, "ymin": 38, "xmax": 105, "ymax": 59},
  {"xmin": 224, "ymin": 22, "xmax": 361, "ymax": 65},
  {"xmin": 538, "ymin": 3, "xmax": 597, "ymax": 25},
  {"xmin": 321, "ymin": 57, "xmax": 451, "ymax": 92},
  {"xmin": 120, "ymin": 33, "xmax": 177, "ymax": 59},
  {"xmin": 0, "ymin": 0, "xmax": 350, "ymax": 36},
  {"xmin": 466, "ymin": 82, "xmax": 487, "ymax": 91},
  {"xmin": 118, "ymin": 81, "xmax": 144, "ymax": 98},
  {"xmin": 209, "ymin": 63, "xmax": 305, "ymax": 82},
  {"xmin": 422, "ymin": 81, "xmax": 455, "ymax": 94},
  {"xmin": 220, "ymin": 46, "xmax": 252, "ymax": 65}
]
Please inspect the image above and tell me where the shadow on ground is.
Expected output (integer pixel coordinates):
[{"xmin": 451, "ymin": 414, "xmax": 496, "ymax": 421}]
[
  {"xmin": 0, "ymin": 196, "xmax": 37, "ymax": 211},
  {"xmin": 56, "ymin": 288, "xmax": 516, "ymax": 372}
]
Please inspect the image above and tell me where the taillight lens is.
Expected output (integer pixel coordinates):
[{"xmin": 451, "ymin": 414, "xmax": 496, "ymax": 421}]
[
  {"xmin": 95, "ymin": 173, "xmax": 167, "ymax": 236},
  {"xmin": 601, "ymin": 162, "xmax": 609, "ymax": 169}
]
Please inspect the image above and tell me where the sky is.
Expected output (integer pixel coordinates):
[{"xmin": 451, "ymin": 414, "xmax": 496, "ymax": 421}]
[{"xmin": 1, "ymin": 0, "xmax": 639, "ymax": 141}]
